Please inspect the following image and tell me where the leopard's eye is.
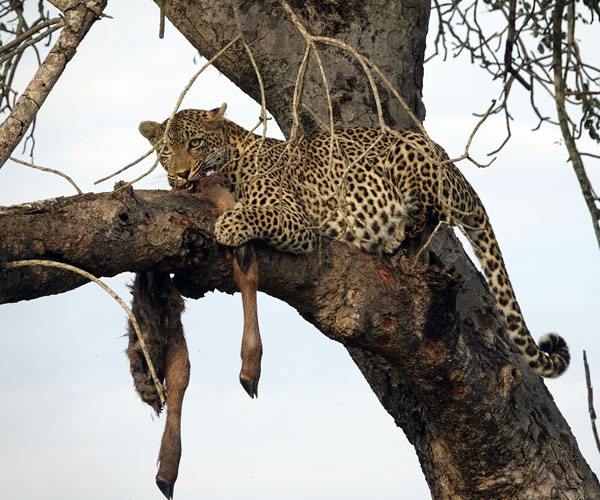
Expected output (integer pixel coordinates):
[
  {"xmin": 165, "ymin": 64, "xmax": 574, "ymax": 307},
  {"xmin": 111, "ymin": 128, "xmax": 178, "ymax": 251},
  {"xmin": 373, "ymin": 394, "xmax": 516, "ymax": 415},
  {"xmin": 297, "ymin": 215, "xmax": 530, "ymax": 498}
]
[{"xmin": 189, "ymin": 138, "xmax": 203, "ymax": 149}]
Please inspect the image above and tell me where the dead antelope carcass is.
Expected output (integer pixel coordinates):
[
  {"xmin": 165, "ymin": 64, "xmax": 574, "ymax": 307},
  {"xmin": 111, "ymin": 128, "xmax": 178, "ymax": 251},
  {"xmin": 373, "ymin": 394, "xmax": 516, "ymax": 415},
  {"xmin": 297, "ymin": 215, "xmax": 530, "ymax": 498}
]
[{"xmin": 126, "ymin": 175, "xmax": 262, "ymax": 498}]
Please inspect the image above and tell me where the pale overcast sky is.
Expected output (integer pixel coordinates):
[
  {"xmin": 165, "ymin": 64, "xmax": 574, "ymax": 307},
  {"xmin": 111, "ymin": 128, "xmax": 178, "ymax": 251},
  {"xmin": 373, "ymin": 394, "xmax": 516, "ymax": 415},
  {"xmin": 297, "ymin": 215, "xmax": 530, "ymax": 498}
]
[{"xmin": 1, "ymin": 1, "xmax": 599, "ymax": 499}]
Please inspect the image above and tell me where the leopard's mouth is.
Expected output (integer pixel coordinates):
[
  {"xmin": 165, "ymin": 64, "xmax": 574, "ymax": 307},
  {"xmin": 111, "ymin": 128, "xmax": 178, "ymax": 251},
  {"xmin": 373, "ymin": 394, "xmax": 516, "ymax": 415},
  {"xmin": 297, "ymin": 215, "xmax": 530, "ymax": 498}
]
[{"xmin": 181, "ymin": 164, "xmax": 218, "ymax": 192}]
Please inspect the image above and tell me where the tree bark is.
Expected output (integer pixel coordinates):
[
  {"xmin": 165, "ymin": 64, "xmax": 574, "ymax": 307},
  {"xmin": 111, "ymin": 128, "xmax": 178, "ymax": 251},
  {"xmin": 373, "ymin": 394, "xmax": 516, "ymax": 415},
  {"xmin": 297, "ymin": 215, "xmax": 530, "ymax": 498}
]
[
  {"xmin": 0, "ymin": 0, "xmax": 598, "ymax": 498},
  {"xmin": 160, "ymin": 0, "xmax": 429, "ymax": 135}
]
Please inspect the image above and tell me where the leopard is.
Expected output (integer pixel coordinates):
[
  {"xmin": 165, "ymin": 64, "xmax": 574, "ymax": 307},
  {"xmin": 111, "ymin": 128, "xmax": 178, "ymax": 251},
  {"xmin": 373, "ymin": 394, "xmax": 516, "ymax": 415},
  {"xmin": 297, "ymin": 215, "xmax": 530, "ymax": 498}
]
[{"xmin": 139, "ymin": 103, "xmax": 570, "ymax": 378}]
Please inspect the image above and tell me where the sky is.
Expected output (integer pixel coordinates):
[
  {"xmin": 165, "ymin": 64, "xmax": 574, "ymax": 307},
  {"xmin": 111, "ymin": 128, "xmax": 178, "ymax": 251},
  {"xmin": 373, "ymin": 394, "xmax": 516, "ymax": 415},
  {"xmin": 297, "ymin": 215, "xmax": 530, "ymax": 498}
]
[{"xmin": 0, "ymin": 1, "xmax": 599, "ymax": 499}]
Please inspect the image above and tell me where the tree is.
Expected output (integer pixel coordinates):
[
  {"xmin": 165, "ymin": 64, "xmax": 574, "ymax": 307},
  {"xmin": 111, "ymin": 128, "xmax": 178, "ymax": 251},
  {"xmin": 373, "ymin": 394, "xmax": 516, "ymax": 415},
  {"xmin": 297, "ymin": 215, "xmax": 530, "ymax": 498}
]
[
  {"xmin": 428, "ymin": 0, "xmax": 600, "ymax": 248},
  {"xmin": 0, "ymin": 1, "xmax": 598, "ymax": 499}
]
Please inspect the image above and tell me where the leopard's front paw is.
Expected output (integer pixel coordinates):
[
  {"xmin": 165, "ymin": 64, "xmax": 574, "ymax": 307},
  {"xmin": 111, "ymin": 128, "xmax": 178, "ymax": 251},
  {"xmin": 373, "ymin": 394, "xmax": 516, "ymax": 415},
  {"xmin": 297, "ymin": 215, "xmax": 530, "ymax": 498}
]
[{"xmin": 214, "ymin": 211, "xmax": 253, "ymax": 247}]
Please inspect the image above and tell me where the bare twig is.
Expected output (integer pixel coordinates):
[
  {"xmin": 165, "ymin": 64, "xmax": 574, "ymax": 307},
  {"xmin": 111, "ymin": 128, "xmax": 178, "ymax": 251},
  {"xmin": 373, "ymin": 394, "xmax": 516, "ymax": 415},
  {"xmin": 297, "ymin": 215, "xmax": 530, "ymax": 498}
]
[
  {"xmin": 0, "ymin": 23, "xmax": 65, "ymax": 67},
  {"xmin": 412, "ymin": 220, "xmax": 448, "ymax": 268},
  {"xmin": 232, "ymin": 0, "xmax": 269, "ymax": 174},
  {"xmin": 552, "ymin": 0, "xmax": 600, "ymax": 250},
  {"xmin": 450, "ymin": 99, "xmax": 498, "ymax": 167},
  {"xmin": 169, "ymin": 36, "xmax": 241, "ymax": 120},
  {"xmin": 159, "ymin": 0, "xmax": 166, "ymax": 39},
  {"xmin": 3, "ymin": 259, "xmax": 165, "ymax": 407},
  {"xmin": 0, "ymin": 17, "xmax": 63, "ymax": 58},
  {"xmin": 94, "ymin": 145, "xmax": 159, "ymax": 185},
  {"xmin": 583, "ymin": 351, "xmax": 600, "ymax": 455},
  {"xmin": 9, "ymin": 156, "xmax": 83, "ymax": 194}
]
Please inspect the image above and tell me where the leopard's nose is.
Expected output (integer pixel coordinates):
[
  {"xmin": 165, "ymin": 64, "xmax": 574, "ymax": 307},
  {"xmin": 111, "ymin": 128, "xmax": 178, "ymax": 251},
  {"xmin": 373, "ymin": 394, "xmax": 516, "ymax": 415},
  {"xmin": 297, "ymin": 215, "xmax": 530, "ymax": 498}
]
[{"xmin": 178, "ymin": 169, "xmax": 191, "ymax": 180}]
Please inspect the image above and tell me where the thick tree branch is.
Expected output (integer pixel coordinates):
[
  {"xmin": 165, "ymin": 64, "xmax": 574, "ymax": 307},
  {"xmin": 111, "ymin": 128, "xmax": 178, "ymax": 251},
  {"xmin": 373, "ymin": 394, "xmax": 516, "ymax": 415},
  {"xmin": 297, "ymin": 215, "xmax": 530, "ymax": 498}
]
[{"xmin": 0, "ymin": 189, "xmax": 222, "ymax": 302}]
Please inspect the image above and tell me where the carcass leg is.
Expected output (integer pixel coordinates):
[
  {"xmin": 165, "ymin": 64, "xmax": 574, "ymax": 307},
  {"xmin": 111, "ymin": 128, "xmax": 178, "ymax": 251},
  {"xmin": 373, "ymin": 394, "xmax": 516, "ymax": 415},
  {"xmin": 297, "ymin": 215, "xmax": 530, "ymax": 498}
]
[
  {"xmin": 155, "ymin": 321, "xmax": 190, "ymax": 499},
  {"xmin": 233, "ymin": 244, "xmax": 262, "ymax": 398}
]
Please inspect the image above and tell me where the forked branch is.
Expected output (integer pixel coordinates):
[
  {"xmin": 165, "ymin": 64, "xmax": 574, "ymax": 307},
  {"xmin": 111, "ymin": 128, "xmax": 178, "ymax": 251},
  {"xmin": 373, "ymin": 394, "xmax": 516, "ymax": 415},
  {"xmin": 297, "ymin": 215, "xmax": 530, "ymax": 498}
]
[{"xmin": 0, "ymin": 0, "xmax": 109, "ymax": 168}]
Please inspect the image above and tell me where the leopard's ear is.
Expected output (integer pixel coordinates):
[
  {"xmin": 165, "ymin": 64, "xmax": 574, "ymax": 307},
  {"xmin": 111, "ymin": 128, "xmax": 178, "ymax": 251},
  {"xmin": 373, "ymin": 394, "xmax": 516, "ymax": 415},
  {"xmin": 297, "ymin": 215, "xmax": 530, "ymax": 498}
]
[
  {"xmin": 138, "ymin": 121, "xmax": 162, "ymax": 145},
  {"xmin": 205, "ymin": 103, "xmax": 227, "ymax": 126}
]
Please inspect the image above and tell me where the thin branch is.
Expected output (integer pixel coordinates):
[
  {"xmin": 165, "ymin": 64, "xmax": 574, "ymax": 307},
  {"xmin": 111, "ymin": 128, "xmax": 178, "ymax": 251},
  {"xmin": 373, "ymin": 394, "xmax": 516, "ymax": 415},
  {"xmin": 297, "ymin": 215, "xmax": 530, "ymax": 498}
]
[
  {"xmin": 504, "ymin": 0, "xmax": 531, "ymax": 90},
  {"xmin": 583, "ymin": 351, "xmax": 600, "ymax": 455},
  {"xmin": 159, "ymin": 0, "xmax": 165, "ymax": 39},
  {"xmin": 448, "ymin": 99, "xmax": 498, "ymax": 167},
  {"xmin": 581, "ymin": 152, "xmax": 600, "ymax": 160},
  {"xmin": 9, "ymin": 156, "xmax": 83, "ymax": 194},
  {"xmin": 0, "ymin": 17, "xmax": 62, "ymax": 57},
  {"xmin": 94, "ymin": 144, "xmax": 159, "ymax": 185},
  {"xmin": 232, "ymin": 0, "xmax": 269, "ymax": 175},
  {"xmin": 3, "ymin": 259, "xmax": 165, "ymax": 408},
  {"xmin": 0, "ymin": 22, "xmax": 64, "ymax": 66},
  {"xmin": 552, "ymin": 0, "xmax": 600, "ymax": 250},
  {"xmin": 412, "ymin": 220, "xmax": 448, "ymax": 268}
]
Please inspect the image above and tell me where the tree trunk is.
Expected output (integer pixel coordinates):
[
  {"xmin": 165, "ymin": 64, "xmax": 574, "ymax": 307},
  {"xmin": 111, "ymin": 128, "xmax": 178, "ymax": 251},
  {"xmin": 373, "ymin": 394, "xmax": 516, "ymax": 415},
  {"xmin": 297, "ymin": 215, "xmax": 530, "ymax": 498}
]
[
  {"xmin": 1, "ymin": 0, "xmax": 598, "ymax": 498},
  {"xmin": 161, "ymin": 0, "xmax": 428, "ymax": 135}
]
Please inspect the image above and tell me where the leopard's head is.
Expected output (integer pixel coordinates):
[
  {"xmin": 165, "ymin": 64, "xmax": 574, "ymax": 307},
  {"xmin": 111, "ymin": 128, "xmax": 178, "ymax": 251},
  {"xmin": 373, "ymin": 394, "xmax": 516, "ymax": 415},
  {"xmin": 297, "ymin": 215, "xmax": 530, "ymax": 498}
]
[{"xmin": 139, "ymin": 103, "xmax": 229, "ymax": 188}]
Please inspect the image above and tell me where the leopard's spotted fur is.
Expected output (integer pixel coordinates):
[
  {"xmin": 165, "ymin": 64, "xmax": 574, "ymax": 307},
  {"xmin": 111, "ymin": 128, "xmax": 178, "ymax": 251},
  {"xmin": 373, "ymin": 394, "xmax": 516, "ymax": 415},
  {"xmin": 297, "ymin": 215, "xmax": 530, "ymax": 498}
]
[{"xmin": 139, "ymin": 104, "xmax": 569, "ymax": 378}]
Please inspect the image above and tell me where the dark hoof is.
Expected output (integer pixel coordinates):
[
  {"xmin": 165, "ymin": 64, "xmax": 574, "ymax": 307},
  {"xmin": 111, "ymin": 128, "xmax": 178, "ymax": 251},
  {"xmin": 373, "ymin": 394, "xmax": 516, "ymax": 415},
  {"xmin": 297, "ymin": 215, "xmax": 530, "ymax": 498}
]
[
  {"xmin": 156, "ymin": 478, "xmax": 175, "ymax": 499},
  {"xmin": 234, "ymin": 243, "xmax": 254, "ymax": 274},
  {"xmin": 239, "ymin": 375, "xmax": 259, "ymax": 399}
]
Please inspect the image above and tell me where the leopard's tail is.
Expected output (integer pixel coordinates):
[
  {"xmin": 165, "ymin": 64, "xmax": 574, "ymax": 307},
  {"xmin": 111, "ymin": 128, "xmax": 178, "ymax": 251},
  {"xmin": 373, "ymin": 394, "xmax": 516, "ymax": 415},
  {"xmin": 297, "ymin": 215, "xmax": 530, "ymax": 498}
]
[
  {"xmin": 463, "ymin": 211, "xmax": 570, "ymax": 378},
  {"xmin": 126, "ymin": 271, "xmax": 186, "ymax": 413}
]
